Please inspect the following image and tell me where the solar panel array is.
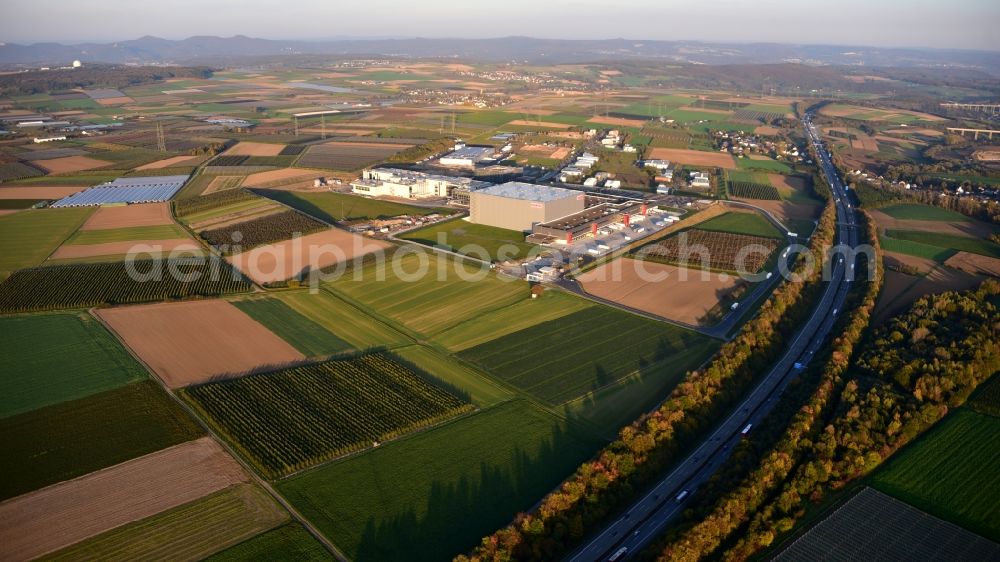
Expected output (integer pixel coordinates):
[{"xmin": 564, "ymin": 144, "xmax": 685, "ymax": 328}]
[{"xmin": 51, "ymin": 175, "xmax": 189, "ymax": 207}]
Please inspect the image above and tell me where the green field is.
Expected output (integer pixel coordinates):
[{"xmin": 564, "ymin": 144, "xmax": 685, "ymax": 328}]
[
  {"xmin": 459, "ymin": 306, "xmax": 717, "ymax": 404},
  {"xmin": 327, "ymin": 253, "xmax": 527, "ymax": 337},
  {"xmin": 0, "ymin": 208, "xmax": 92, "ymax": 276},
  {"xmin": 259, "ymin": 190, "xmax": 450, "ymax": 222},
  {"xmin": 45, "ymin": 484, "xmax": 289, "ymax": 562},
  {"xmin": 278, "ymin": 400, "xmax": 601, "ymax": 562},
  {"xmin": 400, "ymin": 217, "xmax": 535, "ymax": 261},
  {"xmin": 232, "ymin": 297, "xmax": 351, "ymax": 357},
  {"xmin": 0, "ymin": 380, "xmax": 203, "ymax": 500},
  {"xmin": 207, "ymin": 523, "xmax": 331, "ymax": 562},
  {"xmin": 65, "ymin": 224, "xmax": 190, "ymax": 245},
  {"xmin": 432, "ymin": 289, "xmax": 594, "ymax": 352},
  {"xmin": 667, "ymin": 108, "xmax": 735, "ymax": 122},
  {"xmin": 884, "ymin": 230, "xmax": 1000, "ymax": 258},
  {"xmin": 0, "ymin": 313, "xmax": 147, "ymax": 418},
  {"xmin": 392, "ymin": 345, "xmax": 513, "ymax": 407},
  {"xmin": 183, "ymin": 353, "xmax": 473, "ymax": 478},
  {"xmin": 879, "ymin": 235, "xmax": 957, "ymax": 262},
  {"xmin": 455, "ymin": 110, "xmax": 517, "ymax": 126},
  {"xmin": 736, "ymin": 157, "xmax": 794, "ymax": 174},
  {"xmin": 871, "ymin": 409, "xmax": 1000, "ymax": 541},
  {"xmin": 278, "ymin": 290, "xmax": 412, "ymax": 349},
  {"xmin": 879, "ymin": 203, "xmax": 970, "ymax": 222},
  {"xmin": 695, "ymin": 211, "xmax": 784, "ymax": 239}
]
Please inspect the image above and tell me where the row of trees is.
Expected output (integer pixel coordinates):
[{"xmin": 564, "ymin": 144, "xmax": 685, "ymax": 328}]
[
  {"xmin": 650, "ymin": 210, "xmax": 883, "ymax": 560},
  {"xmin": 459, "ymin": 190, "xmax": 838, "ymax": 561}
]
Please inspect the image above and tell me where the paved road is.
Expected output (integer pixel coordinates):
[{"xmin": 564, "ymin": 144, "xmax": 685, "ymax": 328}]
[{"xmin": 566, "ymin": 112, "xmax": 859, "ymax": 562}]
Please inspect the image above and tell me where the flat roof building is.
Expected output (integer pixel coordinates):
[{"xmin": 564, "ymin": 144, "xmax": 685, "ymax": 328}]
[
  {"xmin": 470, "ymin": 181, "xmax": 585, "ymax": 232},
  {"xmin": 351, "ymin": 167, "xmax": 490, "ymax": 200},
  {"xmin": 439, "ymin": 144, "xmax": 496, "ymax": 167}
]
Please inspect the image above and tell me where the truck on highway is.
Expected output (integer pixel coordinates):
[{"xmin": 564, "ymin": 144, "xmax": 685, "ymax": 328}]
[{"xmin": 608, "ymin": 547, "xmax": 629, "ymax": 561}]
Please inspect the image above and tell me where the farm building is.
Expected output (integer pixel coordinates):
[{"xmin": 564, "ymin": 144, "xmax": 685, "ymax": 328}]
[
  {"xmin": 439, "ymin": 144, "xmax": 497, "ymax": 167},
  {"xmin": 351, "ymin": 168, "xmax": 491, "ymax": 200},
  {"xmin": 470, "ymin": 182, "xmax": 585, "ymax": 232}
]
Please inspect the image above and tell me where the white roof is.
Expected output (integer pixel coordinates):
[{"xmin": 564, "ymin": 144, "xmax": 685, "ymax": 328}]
[{"xmin": 475, "ymin": 181, "xmax": 579, "ymax": 202}]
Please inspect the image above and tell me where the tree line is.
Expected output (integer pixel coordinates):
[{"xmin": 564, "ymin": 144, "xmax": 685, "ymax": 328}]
[
  {"xmin": 0, "ymin": 64, "xmax": 213, "ymax": 96},
  {"xmin": 458, "ymin": 186, "xmax": 839, "ymax": 561},
  {"xmin": 656, "ymin": 254, "xmax": 998, "ymax": 561}
]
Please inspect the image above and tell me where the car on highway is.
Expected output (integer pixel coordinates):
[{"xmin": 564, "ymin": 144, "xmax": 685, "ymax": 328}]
[{"xmin": 675, "ymin": 490, "xmax": 689, "ymax": 502}]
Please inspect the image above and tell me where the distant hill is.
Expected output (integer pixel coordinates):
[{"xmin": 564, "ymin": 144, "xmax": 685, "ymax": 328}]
[{"xmin": 1, "ymin": 36, "xmax": 998, "ymax": 74}]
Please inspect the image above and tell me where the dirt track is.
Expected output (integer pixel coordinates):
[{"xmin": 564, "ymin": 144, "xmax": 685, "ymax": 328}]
[
  {"xmin": 0, "ymin": 437, "xmax": 246, "ymax": 561},
  {"xmin": 81, "ymin": 202, "xmax": 174, "ymax": 230},
  {"xmin": 578, "ymin": 258, "xmax": 739, "ymax": 326},
  {"xmin": 647, "ymin": 148, "xmax": 736, "ymax": 169},
  {"xmin": 96, "ymin": 300, "xmax": 305, "ymax": 387},
  {"xmin": 226, "ymin": 228, "xmax": 391, "ymax": 284}
]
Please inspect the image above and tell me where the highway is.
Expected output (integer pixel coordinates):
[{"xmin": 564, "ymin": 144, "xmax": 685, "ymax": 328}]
[{"xmin": 566, "ymin": 112, "xmax": 859, "ymax": 562}]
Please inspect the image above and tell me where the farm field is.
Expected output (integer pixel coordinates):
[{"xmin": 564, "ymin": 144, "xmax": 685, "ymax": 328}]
[
  {"xmin": 297, "ymin": 141, "xmax": 408, "ymax": 170},
  {"xmin": 646, "ymin": 147, "xmax": 736, "ymax": 169},
  {"xmin": 392, "ymin": 345, "xmax": 514, "ymax": 407},
  {"xmin": 695, "ymin": 211, "xmax": 784, "ymax": 238},
  {"xmin": 773, "ymin": 487, "xmax": 1000, "ymax": 562},
  {"xmin": 0, "ymin": 437, "xmax": 248, "ymax": 561},
  {"xmin": 872, "ymin": 266, "xmax": 982, "ymax": 325},
  {"xmin": 47, "ymin": 238, "xmax": 203, "ymax": 261},
  {"xmin": 258, "ymin": 189, "xmax": 450, "ymax": 222},
  {"xmin": 884, "ymin": 230, "xmax": 1000, "ymax": 259},
  {"xmin": 206, "ymin": 523, "xmax": 330, "ymax": 562},
  {"xmin": 200, "ymin": 210, "xmax": 327, "ymax": 252},
  {"xmin": 0, "ymin": 312, "xmax": 147, "ymax": 418},
  {"xmin": 459, "ymin": 305, "xmax": 716, "ymax": 404},
  {"xmin": 879, "ymin": 234, "xmax": 956, "ymax": 262},
  {"xmin": 944, "ymin": 251, "xmax": 1000, "ymax": 278},
  {"xmin": 278, "ymin": 289, "xmax": 412, "ymax": 349},
  {"xmin": 0, "ymin": 185, "xmax": 84, "ymax": 199},
  {"xmin": 327, "ymin": 252, "xmax": 527, "ymax": 337},
  {"xmin": 637, "ymin": 229, "xmax": 780, "ymax": 273},
  {"xmin": 278, "ymin": 399, "xmax": 601, "ymax": 562},
  {"xmin": 226, "ymin": 228, "xmax": 391, "ymax": 285},
  {"xmin": 174, "ymin": 188, "xmax": 266, "ymax": 221},
  {"xmin": 225, "ymin": 141, "xmax": 286, "ymax": 156},
  {"xmin": 0, "ymin": 207, "xmax": 93, "ymax": 276},
  {"xmin": 36, "ymin": 155, "xmax": 112, "ymax": 174},
  {"xmin": 726, "ymin": 170, "xmax": 779, "ymax": 200},
  {"xmin": 400, "ymin": 217, "xmax": 536, "ymax": 261},
  {"xmin": 431, "ymin": 289, "xmax": 593, "ymax": 352},
  {"xmin": 65, "ymin": 223, "xmax": 190, "ymax": 244},
  {"xmin": 44, "ymin": 484, "xmax": 288, "ymax": 562},
  {"xmin": 578, "ymin": 258, "xmax": 744, "ymax": 325},
  {"xmin": 736, "ymin": 156, "xmax": 793, "ymax": 173},
  {"xmin": 231, "ymin": 297, "xmax": 351, "ymax": 357},
  {"xmin": 97, "ymin": 300, "xmax": 305, "ymax": 388},
  {"xmin": 0, "ymin": 258, "xmax": 252, "ymax": 313},
  {"xmin": 182, "ymin": 352, "xmax": 474, "ymax": 478},
  {"xmin": 870, "ymin": 207, "xmax": 995, "ymax": 239},
  {"xmin": 0, "ymin": 380, "xmax": 204, "ymax": 500},
  {"xmin": 79, "ymin": 202, "xmax": 174, "ymax": 230},
  {"xmin": 871, "ymin": 409, "xmax": 1000, "ymax": 541}
]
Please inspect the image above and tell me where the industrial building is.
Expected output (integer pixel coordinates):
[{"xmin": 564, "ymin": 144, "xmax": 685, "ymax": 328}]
[
  {"xmin": 470, "ymin": 182, "xmax": 585, "ymax": 232},
  {"xmin": 439, "ymin": 143, "xmax": 497, "ymax": 167},
  {"xmin": 351, "ymin": 168, "xmax": 490, "ymax": 200}
]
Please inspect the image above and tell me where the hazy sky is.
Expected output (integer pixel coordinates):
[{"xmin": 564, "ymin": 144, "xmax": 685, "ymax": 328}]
[{"xmin": 1, "ymin": 0, "xmax": 998, "ymax": 51}]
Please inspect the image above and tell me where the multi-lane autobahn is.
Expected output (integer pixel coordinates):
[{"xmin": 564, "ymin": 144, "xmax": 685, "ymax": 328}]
[{"xmin": 567, "ymin": 112, "xmax": 860, "ymax": 562}]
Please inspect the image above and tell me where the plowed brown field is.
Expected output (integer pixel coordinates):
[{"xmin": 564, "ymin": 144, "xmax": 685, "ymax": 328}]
[
  {"xmin": 80, "ymin": 202, "xmax": 174, "ymax": 230},
  {"xmin": 647, "ymin": 148, "xmax": 736, "ymax": 169},
  {"xmin": 578, "ymin": 258, "xmax": 739, "ymax": 325},
  {"xmin": 226, "ymin": 228, "xmax": 391, "ymax": 285},
  {"xmin": 96, "ymin": 300, "xmax": 305, "ymax": 387},
  {"xmin": 0, "ymin": 437, "xmax": 246, "ymax": 561}
]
